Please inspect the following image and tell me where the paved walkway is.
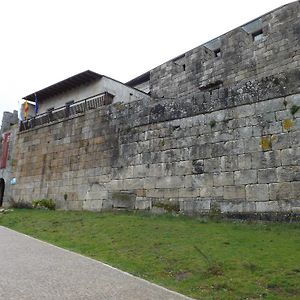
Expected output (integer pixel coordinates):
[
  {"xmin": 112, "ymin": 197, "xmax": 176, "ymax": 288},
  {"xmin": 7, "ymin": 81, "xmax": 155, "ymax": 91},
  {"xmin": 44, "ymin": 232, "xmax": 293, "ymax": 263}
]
[{"xmin": 0, "ymin": 226, "xmax": 193, "ymax": 300}]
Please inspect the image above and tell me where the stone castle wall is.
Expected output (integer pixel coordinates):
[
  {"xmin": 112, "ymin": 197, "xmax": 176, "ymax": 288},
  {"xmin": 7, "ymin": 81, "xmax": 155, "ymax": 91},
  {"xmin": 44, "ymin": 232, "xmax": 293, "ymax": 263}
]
[
  {"xmin": 4, "ymin": 1, "xmax": 300, "ymax": 214},
  {"xmin": 150, "ymin": 1, "xmax": 300, "ymax": 100},
  {"xmin": 10, "ymin": 78, "xmax": 300, "ymax": 214},
  {"xmin": 0, "ymin": 124, "xmax": 18, "ymax": 205},
  {"xmin": 0, "ymin": 111, "xmax": 18, "ymax": 136}
]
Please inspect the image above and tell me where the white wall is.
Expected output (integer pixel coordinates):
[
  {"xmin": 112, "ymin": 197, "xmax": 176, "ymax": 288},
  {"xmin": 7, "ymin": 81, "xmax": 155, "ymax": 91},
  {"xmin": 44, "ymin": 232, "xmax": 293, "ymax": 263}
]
[{"xmin": 38, "ymin": 77, "xmax": 149, "ymax": 114}]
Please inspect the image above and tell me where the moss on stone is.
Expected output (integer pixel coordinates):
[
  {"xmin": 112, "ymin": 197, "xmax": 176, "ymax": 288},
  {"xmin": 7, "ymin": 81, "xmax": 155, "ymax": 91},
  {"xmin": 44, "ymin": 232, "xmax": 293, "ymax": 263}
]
[
  {"xmin": 260, "ymin": 136, "xmax": 272, "ymax": 151},
  {"xmin": 283, "ymin": 119, "xmax": 294, "ymax": 131},
  {"xmin": 112, "ymin": 192, "xmax": 131, "ymax": 202},
  {"xmin": 152, "ymin": 201, "xmax": 180, "ymax": 213},
  {"xmin": 290, "ymin": 105, "xmax": 299, "ymax": 116}
]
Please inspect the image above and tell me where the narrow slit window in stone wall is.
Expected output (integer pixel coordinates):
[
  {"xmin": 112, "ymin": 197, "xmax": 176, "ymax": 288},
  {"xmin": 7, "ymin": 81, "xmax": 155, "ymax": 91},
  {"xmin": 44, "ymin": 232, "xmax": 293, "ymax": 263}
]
[
  {"xmin": 214, "ymin": 48, "xmax": 221, "ymax": 58},
  {"xmin": 252, "ymin": 29, "xmax": 263, "ymax": 41}
]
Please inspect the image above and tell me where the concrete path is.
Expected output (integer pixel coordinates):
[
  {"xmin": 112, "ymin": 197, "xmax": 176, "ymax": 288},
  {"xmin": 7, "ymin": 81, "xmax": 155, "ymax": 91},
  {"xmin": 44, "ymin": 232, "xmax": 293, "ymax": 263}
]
[{"xmin": 0, "ymin": 226, "xmax": 193, "ymax": 300}]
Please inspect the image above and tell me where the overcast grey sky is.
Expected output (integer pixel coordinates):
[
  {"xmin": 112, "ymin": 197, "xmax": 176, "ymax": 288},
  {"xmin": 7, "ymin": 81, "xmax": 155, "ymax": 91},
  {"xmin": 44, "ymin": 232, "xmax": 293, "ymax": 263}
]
[{"xmin": 0, "ymin": 0, "xmax": 290, "ymax": 125}]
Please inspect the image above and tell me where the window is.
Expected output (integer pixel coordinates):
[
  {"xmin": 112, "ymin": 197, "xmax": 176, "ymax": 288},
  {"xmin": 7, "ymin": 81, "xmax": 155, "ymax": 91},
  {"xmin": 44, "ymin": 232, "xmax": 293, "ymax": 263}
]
[
  {"xmin": 252, "ymin": 29, "xmax": 263, "ymax": 42},
  {"xmin": 214, "ymin": 48, "xmax": 221, "ymax": 58}
]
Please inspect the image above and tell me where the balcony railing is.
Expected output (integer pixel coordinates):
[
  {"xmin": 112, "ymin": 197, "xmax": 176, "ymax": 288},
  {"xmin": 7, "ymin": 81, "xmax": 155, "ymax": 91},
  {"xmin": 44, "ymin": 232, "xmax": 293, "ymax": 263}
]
[{"xmin": 20, "ymin": 92, "xmax": 114, "ymax": 132}]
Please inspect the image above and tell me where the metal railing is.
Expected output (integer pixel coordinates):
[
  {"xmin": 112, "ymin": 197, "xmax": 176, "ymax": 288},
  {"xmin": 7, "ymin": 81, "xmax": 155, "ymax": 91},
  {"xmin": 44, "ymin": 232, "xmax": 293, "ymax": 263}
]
[{"xmin": 20, "ymin": 92, "xmax": 114, "ymax": 132}]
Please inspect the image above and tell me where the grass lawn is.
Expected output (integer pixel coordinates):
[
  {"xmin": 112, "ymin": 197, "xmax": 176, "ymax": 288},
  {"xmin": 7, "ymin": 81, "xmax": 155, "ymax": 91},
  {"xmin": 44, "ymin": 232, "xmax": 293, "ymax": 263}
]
[{"xmin": 0, "ymin": 209, "xmax": 299, "ymax": 299}]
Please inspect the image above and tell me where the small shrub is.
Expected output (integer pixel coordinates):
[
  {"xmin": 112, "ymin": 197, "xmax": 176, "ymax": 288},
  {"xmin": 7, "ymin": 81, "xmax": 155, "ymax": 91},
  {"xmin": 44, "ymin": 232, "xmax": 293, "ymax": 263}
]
[
  {"xmin": 209, "ymin": 120, "xmax": 216, "ymax": 128},
  {"xmin": 32, "ymin": 199, "xmax": 56, "ymax": 210},
  {"xmin": 159, "ymin": 139, "xmax": 165, "ymax": 147},
  {"xmin": 290, "ymin": 105, "xmax": 299, "ymax": 116}
]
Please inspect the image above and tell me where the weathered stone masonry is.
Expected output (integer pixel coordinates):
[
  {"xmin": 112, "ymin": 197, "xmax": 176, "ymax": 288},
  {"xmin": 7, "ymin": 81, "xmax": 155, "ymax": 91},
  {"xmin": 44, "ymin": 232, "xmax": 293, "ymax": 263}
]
[{"xmin": 5, "ymin": 2, "xmax": 300, "ymax": 214}]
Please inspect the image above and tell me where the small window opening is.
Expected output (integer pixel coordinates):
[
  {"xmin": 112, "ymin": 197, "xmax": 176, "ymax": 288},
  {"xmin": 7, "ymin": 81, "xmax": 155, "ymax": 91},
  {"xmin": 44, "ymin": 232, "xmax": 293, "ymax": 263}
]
[
  {"xmin": 182, "ymin": 64, "xmax": 186, "ymax": 71},
  {"xmin": 252, "ymin": 29, "xmax": 263, "ymax": 41},
  {"xmin": 214, "ymin": 49, "xmax": 221, "ymax": 58}
]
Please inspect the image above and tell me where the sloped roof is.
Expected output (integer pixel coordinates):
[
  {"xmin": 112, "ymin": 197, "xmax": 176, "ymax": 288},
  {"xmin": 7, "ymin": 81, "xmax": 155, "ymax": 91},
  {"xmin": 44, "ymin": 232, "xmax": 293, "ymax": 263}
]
[
  {"xmin": 23, "ymin": 70, "xmax": 102, "ymax": 102},
  {"xmin": 126, "ymin": 71, "xmax": 150, "ymax": 87}
]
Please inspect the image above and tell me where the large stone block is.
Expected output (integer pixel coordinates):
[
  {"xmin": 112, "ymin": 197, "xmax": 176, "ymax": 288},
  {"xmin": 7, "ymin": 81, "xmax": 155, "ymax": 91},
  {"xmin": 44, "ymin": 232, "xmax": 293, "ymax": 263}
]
[
  {"xmin": 211, "ymin": 142, "xmax": 230, "ymax": 157},
  {"xmin": 67, "ymin": 201, "xmax": 83, "ymax": 211},
  {"xmin": 244, "ymin": 137, "xmax": 262, "ymax": 153},
  {"xmin": 238, "ymin": 154, "xmax": 252, "ymax": 170},
  {"xmin": 178, "ymin": 187, "xmax": 200, "ymax": 197},
  {"xmin": 281, "ymin": 147, "xmax": 300, "ymax": 166},
  {"xmin": 262, "ymin": 122, "xmax": 283, "ymax": 135},
  {"xmin": 269, "ymin": 182, "xmax": 294, "ymax": 201},
  {"xmin": 291, "ymin": 200, "xmax": 300, "ymax": 213},
  {"xmin": 106, "ymin": 180, "xmax": 124, "ymax": 190},
  {"xmin": 276, "ymin": 166, "xmax": 300, "ymax": 182},
  {"xmin": 223, "ymin": 186, "xmax": 246, "ymax": 200},
  {"xmin": 135, "ymin": 197, "xmax": 151, "ymax": 210},
  {"xmin": 255, "ymin": 201, "xmax": 282, "ymax": 212},
  {"xmin": 163, "ymin": 188, "xmax": 179, "ymax": 198},
  {"xmin": 228, "ymin": 140, "xmax": 245, "ymax": 155},
  {"xmin": 148, "ymin": 163, "xmax": 164, "ymax": 177},
  {"xmin": 255, "ymin": 97, "xmax": 285, "ymax": 113},
  {"xmin": 189, "ymin": 144, "xmax": 212, "ymax": 159},
  {"xmin": 293, "ymin": 182, "xmax": 300, "ymax": 199},
  {"xmin": 174, "ymin": 160, "xmax": 193, "ymax": 175},
  {"xmin": 220, "ymin": 155, "xmax": 239, "ymax": 171},
  {"xmin": 234, "ymin": 126, "xmax": 253, "ymax": 139},
  {"xmin": 220, "ymin": 201, "xmax": 255, "ymax": 213},
  {"xmin": 199, "ymin": 186, "xmax": 213, "ymax": 197},
  {"xmin": 234, "ymin": 170, "xmax": 257, "ymax": 185},
  {"xmin": 155, "ymin": 176, "xmax": 185, "ymax": 189},
  {"xmin": 251, "ymin": 151, "xmax": 281, "ymax": 169},
  {"xmin": 144, "ymin": 177, "xmax": 157, "ymax": 189},
  {"xmin": 189, "ymin": 174, "xmax": 214, "ymax": 188},
  {"xmin": 234, "ymin": 104, "xmax": 255, "ymax": 118},
  {"xmin": 146, "ymin": 189, "xmax": 164, "ymax": 198},
  {"xmin": 83, "ymin": 199, "xmax": 104, "ymax": 211},
  {"xmin": 285, "ymin": 93, "xmax": 300, "ymax": 108},
  {"xmin": 133, "ymin": 164, "xmax": 149, "ymax": 178},
  {"xmin": 212, "ymin": 187, "xmax": 224, "ymax": 200},
  {"xmin": 258, "ymin": 168, "xmax": 278, "ymax": 183},
  {"xmin": 204, "ymin": 157, "xmax": 221, "ymax": 172},
  {"xmin": 291, "ymin": 131, "xmax": 300, "ymax": 147},
  {"xmin": 110, "ymin": 191, "xmax": 136, "ymax": 209},
  {"xmin": 246, "ymin": 184, "xmax": 269, "ymax": 201},
  {"xmin": 179, "ymin": 198, "xmax": 211, "ymax": 214},
  {"xmin": 213, "ymin": 172, "xmax": 234, "ymax": 186},
  {"xmin": 271, "ymin": 133, "xmax": 291, "ymax": 150},
  {"xmin": 122, "ymin": 178, "xmax": 144, "ymax": 190}
]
